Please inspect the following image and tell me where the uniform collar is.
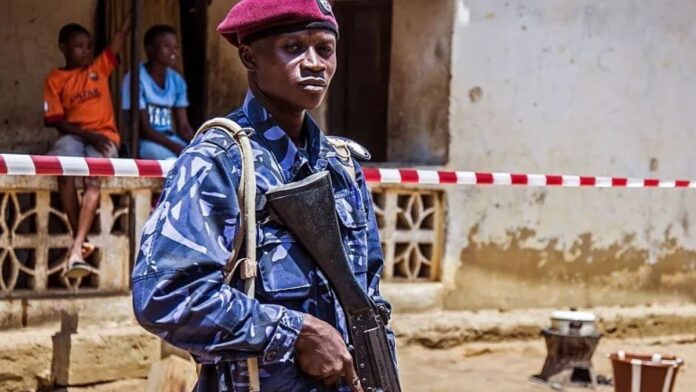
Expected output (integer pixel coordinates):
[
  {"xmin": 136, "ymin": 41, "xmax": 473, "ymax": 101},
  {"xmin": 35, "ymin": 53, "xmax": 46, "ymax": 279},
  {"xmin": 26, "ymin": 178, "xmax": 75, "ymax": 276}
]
[{"xmin": 242, "ymin": 91, "xmax": 332, "ymax": 181}]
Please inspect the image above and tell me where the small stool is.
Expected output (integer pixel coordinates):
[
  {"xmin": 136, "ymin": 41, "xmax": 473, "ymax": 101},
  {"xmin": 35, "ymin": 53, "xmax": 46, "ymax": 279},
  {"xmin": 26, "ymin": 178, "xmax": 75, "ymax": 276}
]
[{"xmin": 532, "ymin": 328, "xmax": 602, "ymax": 389}]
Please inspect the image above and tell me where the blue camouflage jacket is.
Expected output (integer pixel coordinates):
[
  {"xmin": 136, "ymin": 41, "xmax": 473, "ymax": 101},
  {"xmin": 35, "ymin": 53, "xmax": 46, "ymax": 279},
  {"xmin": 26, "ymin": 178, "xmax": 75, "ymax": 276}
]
[{"xmin": 132, "ymin": 92, "xmax": 395, "ymax": 392}]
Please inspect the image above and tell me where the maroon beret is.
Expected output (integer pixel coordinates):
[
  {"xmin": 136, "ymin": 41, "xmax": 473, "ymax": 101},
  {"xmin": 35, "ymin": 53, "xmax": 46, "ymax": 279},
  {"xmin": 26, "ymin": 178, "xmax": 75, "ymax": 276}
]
[{"xmin": 217, "ymin": 0, "xmax": 339, "ymax": 47}]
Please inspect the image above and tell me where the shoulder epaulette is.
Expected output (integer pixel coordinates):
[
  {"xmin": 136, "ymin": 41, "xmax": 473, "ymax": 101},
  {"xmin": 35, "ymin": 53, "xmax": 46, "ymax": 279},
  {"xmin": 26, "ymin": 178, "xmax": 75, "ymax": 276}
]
[{"xmin": 326, "ymin": 136, "xmax": 371, "ymax": 161}]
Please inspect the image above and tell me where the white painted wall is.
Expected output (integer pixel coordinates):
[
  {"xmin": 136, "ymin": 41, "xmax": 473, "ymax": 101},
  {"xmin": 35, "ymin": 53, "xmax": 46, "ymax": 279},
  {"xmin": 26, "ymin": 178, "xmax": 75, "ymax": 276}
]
[{"xmin": 444, "ymin": 0, "xmax": 696, "ymax": 309}]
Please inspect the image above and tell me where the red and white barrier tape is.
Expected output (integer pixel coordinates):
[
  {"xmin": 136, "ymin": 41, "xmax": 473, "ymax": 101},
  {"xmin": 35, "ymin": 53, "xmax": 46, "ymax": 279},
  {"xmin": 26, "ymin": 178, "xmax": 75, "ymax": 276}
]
[
  {"xmin": 1, "ymin": 153, "xmax": 694, "ymax": 188},
  {"xmin": 0, "ymin": 154, "xmax": 173, "ymax": 178},
  {"xmin": 361, "ymin": 168, "xmax": 695, "ymax": 188}
]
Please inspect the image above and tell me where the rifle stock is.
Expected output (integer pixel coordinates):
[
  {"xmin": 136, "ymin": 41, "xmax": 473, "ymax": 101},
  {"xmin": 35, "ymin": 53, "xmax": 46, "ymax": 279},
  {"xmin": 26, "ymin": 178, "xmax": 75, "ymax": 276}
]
[{"xmin": 266, "ymin": 171, "xmax": 402, "ymax": 392}]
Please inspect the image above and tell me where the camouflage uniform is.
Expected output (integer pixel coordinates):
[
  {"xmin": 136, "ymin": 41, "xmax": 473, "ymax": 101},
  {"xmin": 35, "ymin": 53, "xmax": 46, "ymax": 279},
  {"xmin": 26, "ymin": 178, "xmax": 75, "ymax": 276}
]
[{"xmin": 132, "ymin": 92, "xmax": 395, "ymax": 391}]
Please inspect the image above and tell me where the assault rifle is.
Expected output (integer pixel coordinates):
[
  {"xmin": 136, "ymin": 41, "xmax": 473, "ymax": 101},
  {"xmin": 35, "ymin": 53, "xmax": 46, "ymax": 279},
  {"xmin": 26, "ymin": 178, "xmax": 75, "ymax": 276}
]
[{"xmin": 266, "ymin": 171, "xmax": 402, "ymax": 392}]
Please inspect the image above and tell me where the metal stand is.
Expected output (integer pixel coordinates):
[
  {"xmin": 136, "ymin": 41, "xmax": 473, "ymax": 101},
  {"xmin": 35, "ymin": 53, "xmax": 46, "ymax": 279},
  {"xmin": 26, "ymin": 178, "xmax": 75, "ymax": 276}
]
[{"xmin": 532, "ymin": 329, "xmax": 602, "ymax": 390}]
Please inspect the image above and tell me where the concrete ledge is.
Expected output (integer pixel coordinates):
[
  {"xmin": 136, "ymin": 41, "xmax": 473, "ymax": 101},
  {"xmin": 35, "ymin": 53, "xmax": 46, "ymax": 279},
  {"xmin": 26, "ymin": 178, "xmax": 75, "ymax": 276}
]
[
  {"xmin": 53, "ymin": 379, "xmax": 146, "ymax": 392},
  {"xmin": 145, "ymin": 356, "xmax": 197, "ymax": 392},
  {"xmin": 391, "ymin": 303, "xmax": 696, "ymax": 348},
  {"xmin": 0, "ymin": 295, "xmax": 136, "ymax": 330},
  {"xmin": 0, "ymin": 323, "xmax": 159, "ymax": 391},
  {"xmin": 53, "ymin": 326, "xmax": 160, "ymax": 386},
  {"xmin": 0, "ymin": 175, "xmax": 163, "ymax": 190},
  {"xmin": 0, "ymin": 326, "xmax": 55, "ymax": 392},
  {"xmin": 381, "ymin": 282, "xmax": 444, "ymax": 313}
]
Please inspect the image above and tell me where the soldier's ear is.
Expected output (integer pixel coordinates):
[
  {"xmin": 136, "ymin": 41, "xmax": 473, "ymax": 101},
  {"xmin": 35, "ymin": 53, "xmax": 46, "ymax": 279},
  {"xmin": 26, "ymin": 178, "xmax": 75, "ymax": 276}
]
[{"xmin": 238, "ymin": 45, "xmax": 258, "ymax": 71}]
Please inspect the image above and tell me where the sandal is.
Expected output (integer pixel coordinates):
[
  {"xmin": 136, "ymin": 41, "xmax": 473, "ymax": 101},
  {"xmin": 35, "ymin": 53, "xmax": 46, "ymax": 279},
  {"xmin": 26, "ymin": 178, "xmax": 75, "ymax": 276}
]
[{"xmin": 62, "ymin": 259, "xmax": 97, "ymax": 279}]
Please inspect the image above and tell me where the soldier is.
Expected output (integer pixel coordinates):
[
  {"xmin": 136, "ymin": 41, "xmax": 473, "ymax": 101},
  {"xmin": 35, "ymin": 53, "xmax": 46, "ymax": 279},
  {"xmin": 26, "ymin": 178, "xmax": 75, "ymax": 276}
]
[{"xmin": 131, "ymin": 0, "xmax": 396, "ymax": 391}]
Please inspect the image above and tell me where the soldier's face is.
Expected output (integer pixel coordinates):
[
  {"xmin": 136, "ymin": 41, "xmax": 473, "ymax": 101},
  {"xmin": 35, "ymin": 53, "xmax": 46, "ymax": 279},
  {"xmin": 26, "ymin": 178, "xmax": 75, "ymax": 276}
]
[{"xmin": 247, "ymin": 29, "xmax": 337, "ymax": 111}]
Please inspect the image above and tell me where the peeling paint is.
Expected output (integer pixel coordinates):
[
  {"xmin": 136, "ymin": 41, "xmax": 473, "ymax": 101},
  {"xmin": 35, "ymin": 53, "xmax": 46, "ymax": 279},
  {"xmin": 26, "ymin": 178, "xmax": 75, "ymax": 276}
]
[
  {"xmin": 446, "ymin": 0, "xmax": 696, "ymax": 310},
  {"xmin": 446, "ymin": 224, "xmax": 696, "ymax": 310}
]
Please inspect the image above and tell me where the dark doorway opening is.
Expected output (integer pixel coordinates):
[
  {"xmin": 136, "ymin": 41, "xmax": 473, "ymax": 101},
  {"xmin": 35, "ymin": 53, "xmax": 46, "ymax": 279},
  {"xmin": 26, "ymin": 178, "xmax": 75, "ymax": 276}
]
[
  {"xmin": 329, "ymin": 0, "xmax": 392, "ymax": 162},
  {"xmin": 179, "ymin": 0, "xmax": 208, "ymax": 128}
]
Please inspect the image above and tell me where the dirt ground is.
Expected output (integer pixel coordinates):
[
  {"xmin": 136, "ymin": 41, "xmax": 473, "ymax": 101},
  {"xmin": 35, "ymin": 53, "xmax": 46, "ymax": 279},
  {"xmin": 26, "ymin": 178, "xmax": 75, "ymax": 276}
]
[{"xmin": 397, "ymin": 335, "xmax": 695, "ymax": 391}]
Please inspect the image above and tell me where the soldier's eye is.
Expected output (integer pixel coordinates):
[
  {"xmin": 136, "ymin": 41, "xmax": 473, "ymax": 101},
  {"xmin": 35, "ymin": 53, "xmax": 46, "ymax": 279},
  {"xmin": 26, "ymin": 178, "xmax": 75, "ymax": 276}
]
[
  {"xmin": 317, "ymin": 45, "xmax": 334, "ymax": 56},
  {"xmin": 284, "ymin": 43, "xmax": 302, "ymax": 54}
]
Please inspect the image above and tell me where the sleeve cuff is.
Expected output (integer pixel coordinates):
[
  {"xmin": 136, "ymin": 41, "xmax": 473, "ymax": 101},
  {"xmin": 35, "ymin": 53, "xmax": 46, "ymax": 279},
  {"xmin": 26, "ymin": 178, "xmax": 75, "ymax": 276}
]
[
  {"xmin": 44, "ymin": 115, "xmax": 64, "ymax": 127},
  {"xmin": 261, "ymin": 308, "xmax": 304, "ymax": 364}
]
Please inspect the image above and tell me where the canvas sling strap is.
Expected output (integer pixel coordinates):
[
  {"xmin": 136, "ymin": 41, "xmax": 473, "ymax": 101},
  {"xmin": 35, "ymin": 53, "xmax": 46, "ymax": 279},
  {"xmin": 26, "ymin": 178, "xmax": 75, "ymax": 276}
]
[{"xmin": 194, "ymin": 117, "xmax": 261, "ymax": 392}]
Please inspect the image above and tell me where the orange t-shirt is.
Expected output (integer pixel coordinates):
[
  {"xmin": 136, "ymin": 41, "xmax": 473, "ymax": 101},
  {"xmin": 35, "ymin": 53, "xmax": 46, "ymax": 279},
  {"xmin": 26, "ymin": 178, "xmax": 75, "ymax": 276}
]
[{"xmin": 43, "ymin": 48, "xmax": 120, "ymax": 145}]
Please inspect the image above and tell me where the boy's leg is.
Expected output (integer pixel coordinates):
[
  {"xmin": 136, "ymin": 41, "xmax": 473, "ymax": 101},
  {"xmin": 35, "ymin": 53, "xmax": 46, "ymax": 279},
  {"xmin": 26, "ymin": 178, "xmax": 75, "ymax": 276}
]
[
  {"xmin": 171, "ymin": 134, "xmax": 189, "ymax": 149},
  {"xmin": 47, "ymin": 135, "xmax": 96, "ymax": 274},
  {"xmin": 139, "ymin": 137, "xmax": 183, "ymax": 160},
  {"xmin": 49, "ymin": 135, "xmax": 83, "ymax": 232},
  {"xmin": 57, "ymin": 176, "xmax": 79, "ymax": 232},
  {"xmin": 63, "ymin": 141, "xmax": 118, "ymax": 279},
  {"xmin": 63, "ymin": 177, "xmax": 101, "ymax": 278}
]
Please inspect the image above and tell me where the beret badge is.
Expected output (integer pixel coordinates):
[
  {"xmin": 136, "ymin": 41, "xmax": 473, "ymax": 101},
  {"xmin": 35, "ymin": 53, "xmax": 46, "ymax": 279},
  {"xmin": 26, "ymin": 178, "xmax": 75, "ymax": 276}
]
[{"xmin": 317, "ymin": 0, "xmax": 333, "ymax": 15}]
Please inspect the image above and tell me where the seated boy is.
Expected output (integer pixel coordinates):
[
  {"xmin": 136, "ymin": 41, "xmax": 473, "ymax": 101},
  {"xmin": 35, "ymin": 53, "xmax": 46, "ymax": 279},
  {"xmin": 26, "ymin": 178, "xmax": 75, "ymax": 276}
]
[
  {"xmin": 122, "ymin": 25, "xmax": 194, "ymax": 160},
  {"xmin": 43, "ymin": 18, "xmax": 131, "ymax": 279}
]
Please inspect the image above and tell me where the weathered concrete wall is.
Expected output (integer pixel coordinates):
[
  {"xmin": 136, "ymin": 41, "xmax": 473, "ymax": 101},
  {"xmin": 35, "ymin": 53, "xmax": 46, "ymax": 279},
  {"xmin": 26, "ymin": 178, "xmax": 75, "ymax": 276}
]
[
  {"xmin": 388, "ymin": 0, "xmax": 453, "ymax": 164},
  {"xmin": 206, "ymin": 0, "xmax": 247, "ymax": 118},
  {"xmin": 0, "ymin": 0, "xmax": 96, "ymax": 153},
  {"xmin": 444, "ymin": 0, "xmax": 696, "ymax": 309}
]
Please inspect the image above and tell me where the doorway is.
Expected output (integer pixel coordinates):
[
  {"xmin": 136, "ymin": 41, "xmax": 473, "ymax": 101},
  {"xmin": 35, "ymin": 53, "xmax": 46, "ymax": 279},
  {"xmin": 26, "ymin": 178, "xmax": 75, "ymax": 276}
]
[{"xmin": 329, "ymin": 0, "xmax": 392, "ymax": 162}]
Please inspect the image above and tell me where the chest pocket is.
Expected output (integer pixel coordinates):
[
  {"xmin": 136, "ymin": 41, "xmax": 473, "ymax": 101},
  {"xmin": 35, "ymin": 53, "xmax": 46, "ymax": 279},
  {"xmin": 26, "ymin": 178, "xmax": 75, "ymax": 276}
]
[
  {"xmin": 334, "ymin": 189, "xmax": 369, "ymax": 278},
  {"xmin": 256, "ymin": 186, "xmax": 370, "ymax": 300},
  {"xmin": 256, "ymin": 224, "xmax": 312, "ymax": 302}
]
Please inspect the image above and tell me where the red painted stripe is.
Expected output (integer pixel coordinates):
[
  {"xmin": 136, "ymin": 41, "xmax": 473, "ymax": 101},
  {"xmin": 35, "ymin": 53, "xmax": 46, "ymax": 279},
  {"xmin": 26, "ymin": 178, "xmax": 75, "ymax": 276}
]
[
  {"xmin": 644, "ymin": 179, "xmax": 659, "ymax": 187},
  {"xmin": 0, "ymin": 156, "xmax": 7, "ymax": 175},
  {"xmin": 135, "ymin": 160, "xmax": 164, "ymax": 177},
  {"xmin": 676, "ymin": 180, "xmax": 690, "ymax": 188},
  {"xmin": 399, "ymin": 169, "xmax": 419, "ymax": 183},
  {"xmin": 85, "ymin": 157, "xmax": 115, "ymax": 176},
  {"xmin": 612, "ymin": 178, "xmax": 627, "ymax": 187},
  {"xmin": 546, "ymin": 175, "xmax": 563, "ymax": 186},
  {"xmin": 580, "ymin": 176, "xmax": 596, "ymax": 186},
  {"xmin": 30, "ymin": 155, "xmax": 63, "ymax": 175},
  {"xmin": 510, "ymin": 174, "xmax": 528, "ymax": 185},
  {"xmin": 438, "ymin": 171, "xmax": 458, "ymax": 184},
  {"xmin": 476, "ymin": 172, "xmax": 494, "ymax": 184},
  {"xmin": 362, "ymin": 168, "xmax": 381, "ymax": 183}
]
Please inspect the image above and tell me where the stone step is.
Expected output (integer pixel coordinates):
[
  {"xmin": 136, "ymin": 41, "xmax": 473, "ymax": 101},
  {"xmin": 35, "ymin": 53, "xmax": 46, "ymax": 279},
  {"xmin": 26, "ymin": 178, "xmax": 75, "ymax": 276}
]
[
  {"xmin": 0, "ymin": 321, "xmax": 159, "ymax": 392},
  {"xmin": 51, "ymin": 379, "xmax": 147, "ymax": 392},
  {"xmin": 391, "ymin": 303, "xmax": 696, "ymax": 348},
  {"xmin": 0, "ymin": 295, "xmax": 135, "ymax": 331}
]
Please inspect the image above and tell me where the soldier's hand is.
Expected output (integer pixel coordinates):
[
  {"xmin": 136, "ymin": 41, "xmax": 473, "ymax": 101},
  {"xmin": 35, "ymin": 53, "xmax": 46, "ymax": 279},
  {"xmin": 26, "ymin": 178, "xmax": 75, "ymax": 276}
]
[{"xmin": 295, "ymin": 314, "xmax": 364, "ymax": 392}]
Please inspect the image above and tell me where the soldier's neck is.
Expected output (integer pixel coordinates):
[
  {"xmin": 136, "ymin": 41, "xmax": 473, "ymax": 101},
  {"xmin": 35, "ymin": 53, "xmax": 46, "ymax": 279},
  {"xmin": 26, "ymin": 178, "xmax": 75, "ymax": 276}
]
[
  {"xmin": 249, "ymin": 82, "xmax": 305, "ymax": 145},
  {"xmin": 271, "ymin": 111, "xmax": 305, "ymax": 145}
]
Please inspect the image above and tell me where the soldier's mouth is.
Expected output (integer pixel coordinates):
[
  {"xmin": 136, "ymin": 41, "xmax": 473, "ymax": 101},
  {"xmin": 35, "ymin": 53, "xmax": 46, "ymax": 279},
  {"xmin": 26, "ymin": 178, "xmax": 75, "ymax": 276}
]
[{"xmin": 299, "ymin": 79, "xmax": 328, "ymax": 92}]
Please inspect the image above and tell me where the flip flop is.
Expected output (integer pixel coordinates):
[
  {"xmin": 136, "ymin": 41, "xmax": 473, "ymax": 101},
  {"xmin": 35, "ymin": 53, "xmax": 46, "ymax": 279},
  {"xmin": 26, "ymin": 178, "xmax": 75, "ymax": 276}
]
[
  {"xmin": 62, "ymin": 259, "xmax": 97, "ymax": 279},
  {"xmin": 81, "ymin": 242, "xmax": 96, "ymax": 259}
]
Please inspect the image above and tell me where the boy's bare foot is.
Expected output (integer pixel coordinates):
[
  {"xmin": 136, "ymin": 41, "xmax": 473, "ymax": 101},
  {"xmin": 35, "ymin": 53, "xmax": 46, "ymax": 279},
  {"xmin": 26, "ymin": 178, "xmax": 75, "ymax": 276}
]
[{"xmin": 81, "ymin": 242, "xmax": 95, "ymax": 258}]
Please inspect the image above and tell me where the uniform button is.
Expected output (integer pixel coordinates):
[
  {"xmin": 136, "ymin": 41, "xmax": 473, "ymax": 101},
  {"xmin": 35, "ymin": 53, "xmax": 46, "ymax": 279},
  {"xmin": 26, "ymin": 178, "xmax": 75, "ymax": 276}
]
[{"xmin": 266, "ymin": 350, "xmax": 277, "ymax": 361}]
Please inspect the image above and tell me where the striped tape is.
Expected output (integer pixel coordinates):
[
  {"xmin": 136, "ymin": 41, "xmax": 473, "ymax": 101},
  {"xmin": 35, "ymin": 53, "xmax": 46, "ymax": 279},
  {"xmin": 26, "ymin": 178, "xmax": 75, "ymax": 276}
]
[
  {"xmin": 360, "ymin": 168, "xmax": 695, "ymax": 188},
  {"xmin": 1, "ymin": 153, "xmax": 695, "ymax": 188},
  {"xmin": 0, "ymin": 154, "xmax": 174, "ymax": 178}
]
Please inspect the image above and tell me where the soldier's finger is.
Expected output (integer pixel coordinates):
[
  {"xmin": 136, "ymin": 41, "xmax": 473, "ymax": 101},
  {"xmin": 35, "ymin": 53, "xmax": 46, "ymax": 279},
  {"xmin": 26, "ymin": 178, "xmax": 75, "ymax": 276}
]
[
  {"xmin": 322, "ymin": 373, "xmax": 341, "ymax": 386},
  {"xmin": 344, "ymin": 362, "xmax": 363, "ymax": 392}
]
